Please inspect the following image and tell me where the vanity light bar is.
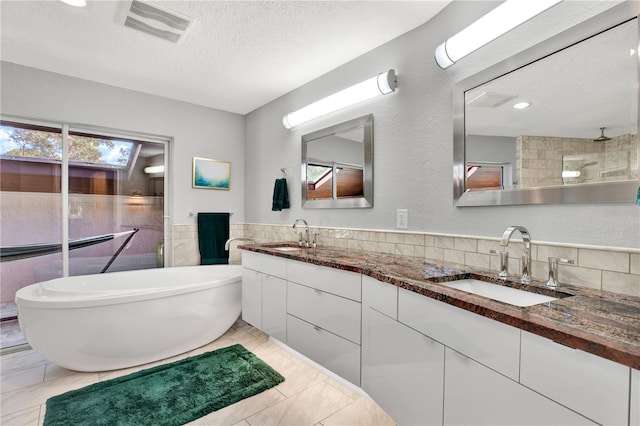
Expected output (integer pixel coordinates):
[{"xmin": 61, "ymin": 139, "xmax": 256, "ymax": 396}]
[
  {"xmin": 282, "ymin": 70, "xmax": 397, "ymax": 129},
  {"xmin": 435, "ymin": 0, "xmax": 562, "ymax": 69}
]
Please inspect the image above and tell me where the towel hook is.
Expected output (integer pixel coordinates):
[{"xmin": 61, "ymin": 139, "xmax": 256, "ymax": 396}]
[{"xmin": 281, "ymin": 168, "xmax": 287, "ymax": 178}]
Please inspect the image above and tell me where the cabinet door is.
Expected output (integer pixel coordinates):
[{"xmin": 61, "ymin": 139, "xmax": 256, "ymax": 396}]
[
  {"xmin": 262, "ymin": 275, "xmax": 286, "ymax": 342},
  {"xmin": 632, "ymin": 369, "xmax": 639, "ymax": 426},
  {"xmin": 444, "ymin": 348, "xmax": 596, "ymax": 426},
  {"xmin": 241, "ymin": 268, "xmax": 262, "ymax": 328},
  {"xmin": 520, "ymin": 331, "xmax": 630, "ymax": 426},
  {"xmin": 363, "ymin": 307, "xmax": 444, "ymax": 426}
]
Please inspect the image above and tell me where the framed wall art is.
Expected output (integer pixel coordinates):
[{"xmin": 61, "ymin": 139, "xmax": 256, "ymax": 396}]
[{"xmin": 192, "ymin": 157, "xmax": 231, "ymax": 190}]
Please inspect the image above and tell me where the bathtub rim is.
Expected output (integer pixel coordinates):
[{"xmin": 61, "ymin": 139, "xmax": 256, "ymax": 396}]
[{"xmin": 15, "ymin": 264, "xmax": 242, "ymax": 309}]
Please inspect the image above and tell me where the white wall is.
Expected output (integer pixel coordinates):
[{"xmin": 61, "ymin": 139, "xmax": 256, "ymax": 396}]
[
  {"xmin": 244, "ymin": 1, "xmax": 640, "ymax": 249},
  {"xmin": 0, "ymin": 61, "xmax": 246, "ymax": 227}
]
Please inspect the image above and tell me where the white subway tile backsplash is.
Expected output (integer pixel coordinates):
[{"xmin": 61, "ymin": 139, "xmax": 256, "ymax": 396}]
[
  {"xmin": 631, "ymin": 254, "xmax": 640, "ymax": 275},
  {"xmin": 537, "ymin": 245, "xmax": 578, "ymax": 264},
  {"xmin": 405, "ymin": 234, "xmax": 425, "ymax": 246},
  {"xmin": 386, "ymin": 233, "xmax": 405, "ymax": 244},
  {"xmin": 424, "ymin": 235, "xmax": 435, "ymax": 247},
  {"xmin": 602, "ymin": 271, "xmax": 640, "ymax": 297},
  {"xmin": 454, "ymin": 237, "xmax": 477, "ymax": 253},
  {"xmin": 435, "ymin": 236, "xmax": 455, "ymax": 250},
  {"xmin": 444, "ymin": 249, "xmax": 465, "ymax": 266},
  {"xmin": 394, "ymin": 244, "xmax": 415, "ymax": 257},
  {"xmin": 578, "ymin": 249, "xmax": 629, "ymax": 273},
  {"xmin": 465, "ymin": 252, "xmax": 491, "ymax": 270},
  {"xmin": 376, "ymin": 242, "xmax": 395, "ymax": 255},
  {"xmin": 560, "ymin": 266, "xmax": 602, "ymax": 290},
  {"xmin": 424, "ymin": 246, "xmax": 444, "ymax": 262}
]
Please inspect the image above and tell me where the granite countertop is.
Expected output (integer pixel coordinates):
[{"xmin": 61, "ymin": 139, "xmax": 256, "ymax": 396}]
[{"xmin": 239, "ymin": 242, "xmax": 640, "ymax": 370}]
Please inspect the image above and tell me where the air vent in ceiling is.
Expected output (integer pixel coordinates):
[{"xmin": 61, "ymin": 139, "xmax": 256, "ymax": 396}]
[
  {"xmin": 466, "ymin": 91, "xmax": 517, "ymax": 108},
  {"xmin": 124, "ymin": 0, "xmax": 194, "ymax": 43}
]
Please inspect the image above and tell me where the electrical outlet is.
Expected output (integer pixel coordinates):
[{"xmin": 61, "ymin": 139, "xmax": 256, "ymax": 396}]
[{"xmin": 396, "ymin": 209, "xmax": 408, "ymax": 229}]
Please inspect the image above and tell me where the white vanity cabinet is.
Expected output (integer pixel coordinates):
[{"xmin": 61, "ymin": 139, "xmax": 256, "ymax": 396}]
[
  {"xmin": 444, "ymin": 347, "xmax": 596, "ymax": 425},
  {"xmin": 241, "ymin": 251, "xmax": 287, "ymax": 342},
  {"xmin": 285, "ymin": 259, "xmax": 362, "ymax": 385},
  {"xmin": 520, "ymin": 331, "xmax": 631, "ymax": 426}
]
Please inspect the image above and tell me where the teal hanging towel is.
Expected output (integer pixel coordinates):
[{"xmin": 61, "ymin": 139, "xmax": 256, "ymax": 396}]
[
  {"xmin": 272, "ymin": 178, "xmax": 290, "ymax": 211},
  {"xmin": 636, "ymin": 186, "xmax": 640, "ymax": 206},
  {"xmin": 197, "ymin": 213, "xmax": 230, "ymax": 265}
]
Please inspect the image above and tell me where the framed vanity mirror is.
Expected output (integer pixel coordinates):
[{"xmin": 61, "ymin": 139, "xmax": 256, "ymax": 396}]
[
  {"xmin": 453, "ymin": 2, "xmax": 639, "ymax": 206},
  {"xmin": 301, "ymin": 114, "xmax": 373, "ymax": 208}
]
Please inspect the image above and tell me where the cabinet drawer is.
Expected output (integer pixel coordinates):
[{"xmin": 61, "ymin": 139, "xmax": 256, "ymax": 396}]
[
  {"xmin": 242, "ymin": 251, "xmax": 286, "ymax": 279},
  {"xmin": 444, "ymin": 348, "xmax": 596, "ymax": 425},
  {"xmin": 287, "ymin": 281, "xmax": 361, "ymax": 344},
  {"xmin": 398, "ymin": 287, "xmax": 520, "ymax": 381},
  {"xmin": 520, "ymin": 331, "xmax": 630, "ymax": 426},
  {"xmin": 287, "ymin": 314, "xmax": 361, "ymax": 385},
  {"xmin": 362, "ymin": 275, "xmax": 398, "ymax": 320},
  {"xmin": 287, "ymin": 259, "xmax": 361, "ymax": 301}
]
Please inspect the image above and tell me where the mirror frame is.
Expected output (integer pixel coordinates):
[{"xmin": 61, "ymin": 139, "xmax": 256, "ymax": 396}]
[
  {"xmin": 302, "ymin": 114, "xmax": 373, "ymax": 208},
  {"xmin": 453, "ymin": 2, "xmax": 640, "ymax": 207}
]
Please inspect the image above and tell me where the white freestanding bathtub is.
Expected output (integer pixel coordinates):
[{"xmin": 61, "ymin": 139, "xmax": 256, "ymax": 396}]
[{"xmin": 15, "ymin": 265, "xmax": 241, "ymax": 372}]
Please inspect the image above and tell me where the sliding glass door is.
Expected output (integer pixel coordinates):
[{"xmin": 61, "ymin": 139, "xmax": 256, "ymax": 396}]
[
  {"xmin": 0, "ymin": 119, "xmax": 169, "ymax": 350},
  {"xmin": 0, "ymin": 122, "xmax": 64, "ymax": 348}
]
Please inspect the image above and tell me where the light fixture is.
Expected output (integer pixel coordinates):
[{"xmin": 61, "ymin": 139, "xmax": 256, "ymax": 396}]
[
  {"xmin": 282, "ymin": 69, "xmax": 397, "ymax": 129},
  {"xmin": 144, "ymin": 165, "xmax": 164, "ymax": 174},
  {"xmin": 435, "ymin": 0, "xmax": 562, "ymax": 69},
  {"xmin": 58, "ymin": 0, "xmax": 87, "ymax": 6},
  {"xmin": 562, "ymin": 170, "xmax": 580, "ymax": 178},
  {"xmin": 513, "ymin": 102, "xmax": 531, "ymax": 109}
]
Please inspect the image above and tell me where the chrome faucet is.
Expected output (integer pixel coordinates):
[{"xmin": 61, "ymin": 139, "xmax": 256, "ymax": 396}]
[
  {"xmin": 292, "ymin": 219, "xmax": 310, "ymax": 247},
  {"xmin": 501, "ymin": 226, "xmax": 532, "ymax": 284},
  {"xmin": 224, "ymin": 237, "xmax": 256, "ymax": 251}
]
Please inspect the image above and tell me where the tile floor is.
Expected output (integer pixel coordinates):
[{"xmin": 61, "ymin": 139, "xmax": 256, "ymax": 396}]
[
  {"xmin": 0, "ymin": 319, "xmax": 396, "ymax": 425},
  {"xmin": 1, "ymin": 302, "xmax": 28, "ymax": 351}
]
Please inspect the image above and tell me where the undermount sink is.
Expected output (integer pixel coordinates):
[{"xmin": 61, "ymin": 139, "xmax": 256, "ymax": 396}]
[
  {"xmin": 442, "ymin": 278, "xmax": 558, "ymax": 307},
  {"xmin": 272, "ymin": 246, "xmax": 302, "ymax": 252}
]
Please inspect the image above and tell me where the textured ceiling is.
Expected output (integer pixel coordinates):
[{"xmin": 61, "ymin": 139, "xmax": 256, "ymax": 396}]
[{"xmin": 0, "ymin": 0, "xmax": 450, "ymax": 115}]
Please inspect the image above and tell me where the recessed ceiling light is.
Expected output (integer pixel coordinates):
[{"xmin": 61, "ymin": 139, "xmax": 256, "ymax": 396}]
[
  {"xmin": 513, "ymin": 102, "xmax": 531, "ymax": 109},
  {"xmin": 59, "ymin": 0, "xmax": 87, "ymax": 7}
]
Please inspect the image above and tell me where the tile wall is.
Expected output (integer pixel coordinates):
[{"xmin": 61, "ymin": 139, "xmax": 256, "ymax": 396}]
[
  {"xmin": 172, "ymin": 223, "xmax": 640, "ymax": 297},
  {"xmin": 516, "ymin": 134, "xmax": 638, "ymax": 188}
]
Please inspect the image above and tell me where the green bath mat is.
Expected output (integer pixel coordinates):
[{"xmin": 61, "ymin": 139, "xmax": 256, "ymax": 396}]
[{"xmin": 44, "ymin": 344, "xmax": 284, "ymax": 426}]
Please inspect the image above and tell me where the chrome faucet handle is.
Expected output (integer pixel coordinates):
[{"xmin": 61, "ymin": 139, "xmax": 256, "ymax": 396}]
[
  {"xmin": 490, "ymin": 249, "xmax": 509, "ymax": 279},
  {"xmin": 521, "ymin": 254, "xmax": 532, "ymax": 284},
  {"xmin": 310, "ymin": 232, "xmax": 320, "ymax": 248},
  {"xmin": 546, "ymin": 257, "xmax": 574, "ymax": 287}
]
